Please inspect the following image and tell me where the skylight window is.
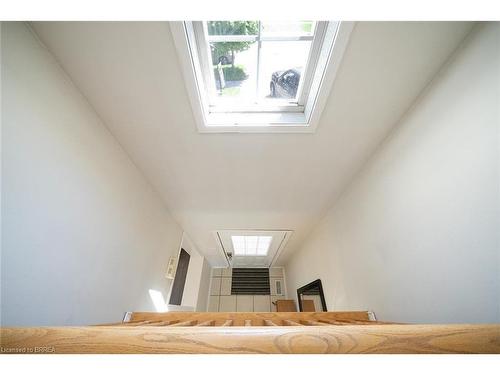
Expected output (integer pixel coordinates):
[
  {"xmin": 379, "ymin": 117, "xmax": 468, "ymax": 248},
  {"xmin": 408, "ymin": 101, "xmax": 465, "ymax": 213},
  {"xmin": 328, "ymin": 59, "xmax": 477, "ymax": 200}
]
[
  {"xmin": 171, "ymin": 21, "xmax": 353, "ymax": 132},
  {"xmin": 231, "ymin": 235, "xmax": 272, "ymax": 256},
  {"xmin": 206, "ymin": 21, "xmax": 314, "ymax": 108}
]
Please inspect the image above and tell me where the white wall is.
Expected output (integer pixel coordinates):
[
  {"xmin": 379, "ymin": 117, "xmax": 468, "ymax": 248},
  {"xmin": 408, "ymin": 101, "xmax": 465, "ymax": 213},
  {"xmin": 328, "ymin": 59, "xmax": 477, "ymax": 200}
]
[
  {"xmin": 1, "ymin": 22, "xmax": 183, "ymax": 326},
  {"xmin": 195, "ymin": 259, "xmax": 211, "ymax": 311},
  {"xmin": 285, "ymin": 23, "xmax": 499, "ymax": 324}
]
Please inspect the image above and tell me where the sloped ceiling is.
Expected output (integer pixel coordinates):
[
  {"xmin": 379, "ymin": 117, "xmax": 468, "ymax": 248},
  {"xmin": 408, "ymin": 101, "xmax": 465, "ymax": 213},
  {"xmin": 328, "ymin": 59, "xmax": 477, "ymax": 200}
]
[{"xmin": 30, "ymin": 21, "xmax": 474, "ymax": 266}]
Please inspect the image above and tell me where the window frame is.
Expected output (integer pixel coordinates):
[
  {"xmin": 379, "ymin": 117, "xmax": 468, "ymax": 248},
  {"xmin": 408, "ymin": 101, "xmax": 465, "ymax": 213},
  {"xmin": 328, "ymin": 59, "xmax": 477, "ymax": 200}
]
[{"xmin": 171, "ymin": 21, "xmax": 355, "ymax": 133}]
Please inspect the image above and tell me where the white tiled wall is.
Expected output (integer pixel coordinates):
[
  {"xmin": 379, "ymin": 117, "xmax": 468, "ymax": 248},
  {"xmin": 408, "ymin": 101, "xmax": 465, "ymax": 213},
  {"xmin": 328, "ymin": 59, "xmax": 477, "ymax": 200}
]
[
  {"xmin": 220, "ymin": 277, "xmax": 232, "ymax": 296},
  {"xmin": 210, "ymin": 277, "xmax": 221, "ymax": 296},
  {"xmin": 269, "ymin": 267, "xmax": 284, "ymax": 277},
  {"xmin": 212, "ymin": 268, "xmax": 222, "ymax": 277},
  {"xmin": 219, "ymin": 295, "xmax": 236, "ymax": 312},
  {"xmin": 221, "ymin": 268, "xmax": 232, "ymax": 277},
  {"xmin": 253, "ymin": 295, "xmax": 271, "ymax": 312},
  {"xmin": 207, "ymin": 267, "xmax": 286, "ymax": 312},
  {"xmin": 207, "ymin": 295, "xmax": 219, "ymax": 312},
  {"xmin": 236, "ymin": 295, "xmax": 253, "ymax": 312}
]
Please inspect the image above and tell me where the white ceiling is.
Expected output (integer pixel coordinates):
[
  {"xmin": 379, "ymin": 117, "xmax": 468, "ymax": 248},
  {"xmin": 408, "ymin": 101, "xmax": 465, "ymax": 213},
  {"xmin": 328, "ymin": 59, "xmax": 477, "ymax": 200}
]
[{"xmin": 30, "ymin": 21, "xmax": 474, "ymax": 266}]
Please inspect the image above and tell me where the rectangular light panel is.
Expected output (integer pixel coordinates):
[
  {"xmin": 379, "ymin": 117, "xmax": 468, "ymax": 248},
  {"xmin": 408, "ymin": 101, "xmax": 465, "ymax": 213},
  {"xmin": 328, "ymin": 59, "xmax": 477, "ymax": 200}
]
[{"xmin": 231, "ymin": 235, "xmax": 272, "ymax": 256}]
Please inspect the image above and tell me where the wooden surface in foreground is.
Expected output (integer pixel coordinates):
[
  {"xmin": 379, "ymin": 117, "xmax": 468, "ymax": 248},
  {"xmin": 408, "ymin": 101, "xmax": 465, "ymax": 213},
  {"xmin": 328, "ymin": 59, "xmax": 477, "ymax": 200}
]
[
  {"xmin": 122, "ymin": 311, "xmax": 380, "ymax": 326},
  {"xmin": 1, "ymin": 324, "xmax": 499, "ymax": 354},
  {"xmin": 1, "ymin": 312, "xmax": 499, "ymax": 354}
]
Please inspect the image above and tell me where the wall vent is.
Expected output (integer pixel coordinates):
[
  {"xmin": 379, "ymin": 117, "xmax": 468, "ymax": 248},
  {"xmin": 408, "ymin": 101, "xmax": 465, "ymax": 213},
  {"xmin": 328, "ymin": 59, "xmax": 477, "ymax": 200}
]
[{"xmin": 275, "ymin": 279, "xmax": 283, "ymax": 295}]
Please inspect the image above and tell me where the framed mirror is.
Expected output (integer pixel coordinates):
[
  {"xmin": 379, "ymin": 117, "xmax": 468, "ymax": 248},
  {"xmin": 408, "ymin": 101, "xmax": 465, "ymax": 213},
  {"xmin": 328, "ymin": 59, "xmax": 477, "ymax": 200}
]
[{"xmin": 297, "ymin": 279, "xmax": 327, "ymax": 312}]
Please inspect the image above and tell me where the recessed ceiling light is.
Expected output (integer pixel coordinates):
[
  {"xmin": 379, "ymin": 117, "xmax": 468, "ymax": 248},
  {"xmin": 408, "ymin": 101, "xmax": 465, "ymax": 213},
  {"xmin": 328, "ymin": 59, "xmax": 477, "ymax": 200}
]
[{"xmin": 231, "ymin": 235, "xmax": 272, "ymax": 256}]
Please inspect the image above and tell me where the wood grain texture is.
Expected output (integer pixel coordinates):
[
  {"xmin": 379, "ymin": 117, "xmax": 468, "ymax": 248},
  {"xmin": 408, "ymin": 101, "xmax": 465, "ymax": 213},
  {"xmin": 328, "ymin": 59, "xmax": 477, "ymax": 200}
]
[
  {"xmin": 128, "ymin": 311, "xmax": 372, "ymax": 325},
  {"xmin": 300, "ymin": 319, "xmax": 331, "ymax": 326},
  {"xmin": 264, "ymin": 320, "xmax": 278, "ymax": 326},
  {"xmin": 196, "ymin": 321, "xmax": 215, "ymax": 327},
  {"xmin": 275, "ymin": 300, "xmax": 297, "ymax": 312},
  {"xmin": 1, "ymin": 325, "xmax": 499, "ymax": 354},
  {"xmin": 283, "ymin": 320, "xmax": 302, "ymax": 326},
  {"xmin": 301, "ymin": 300, "xmax": 316, "ymax": 312}
]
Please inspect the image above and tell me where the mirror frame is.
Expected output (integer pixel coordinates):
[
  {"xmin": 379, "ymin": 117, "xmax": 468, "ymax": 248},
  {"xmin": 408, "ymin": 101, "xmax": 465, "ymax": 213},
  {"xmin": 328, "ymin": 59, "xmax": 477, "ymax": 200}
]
[{"xmin": 297, "ymin": 279, "xmax": 327, "ymax": 312}]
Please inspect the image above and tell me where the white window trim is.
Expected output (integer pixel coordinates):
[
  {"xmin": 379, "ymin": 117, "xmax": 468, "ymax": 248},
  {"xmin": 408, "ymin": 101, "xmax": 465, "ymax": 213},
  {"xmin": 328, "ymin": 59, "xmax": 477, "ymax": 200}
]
[{"xmin": 170, "ymin": 21, "xmax": 355, "ymax": 133}]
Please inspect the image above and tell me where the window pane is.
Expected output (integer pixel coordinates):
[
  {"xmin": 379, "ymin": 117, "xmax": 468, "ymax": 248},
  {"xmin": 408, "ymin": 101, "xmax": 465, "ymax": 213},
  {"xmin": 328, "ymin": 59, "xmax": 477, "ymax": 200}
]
[
  {"xmin": 231, "ymin": 236, "xmax": 245, "ymax": 255},
  {"xmin": 258, "ymin": 41, "xmax": 312, "ymax": 101},
  {"xmin": 231, "ymin": 235, "xmax": 272, "ymax": 256},
  {"xmin": 210, "ymin": 41, "xmax": 257, "ymax": 103},
  {"xmin": 245, "ymin": 236, "xmax": 258, "ymax": 255},
  {"xmin": 207, "ymin": 21, "xmax": 259, "ymax": 36},
  {"xmin": 256, "ymin": 236, "xmax": 272, "ymax": 255},
  {"xmin": 261, "ymin": 21, "xmax": 315, "ymax": 37},
  {"xmin": 205, "ymin": 21, "xmax": 316, "ymax": 107}
]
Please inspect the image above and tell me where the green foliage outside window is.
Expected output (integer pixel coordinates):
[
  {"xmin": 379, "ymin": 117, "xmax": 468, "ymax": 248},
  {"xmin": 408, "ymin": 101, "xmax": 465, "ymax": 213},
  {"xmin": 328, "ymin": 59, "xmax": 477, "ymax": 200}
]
[{"xmin": 208, "ymin": 21, "xmax": 258, "ymax": 68}]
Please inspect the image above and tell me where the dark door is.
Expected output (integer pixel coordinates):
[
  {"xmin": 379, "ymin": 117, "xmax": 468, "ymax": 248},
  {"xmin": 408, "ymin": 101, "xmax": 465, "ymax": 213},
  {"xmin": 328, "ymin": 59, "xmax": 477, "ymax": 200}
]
[{"xmin": 168, "ymin": 248, "xmax": 190, "ymax": 305}]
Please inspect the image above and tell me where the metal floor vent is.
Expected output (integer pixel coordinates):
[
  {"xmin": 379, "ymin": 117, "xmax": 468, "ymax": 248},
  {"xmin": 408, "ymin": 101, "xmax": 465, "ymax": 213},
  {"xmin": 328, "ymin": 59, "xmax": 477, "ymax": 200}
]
[{"xmin": 231, "ymin": 268, "xmax": 270, "ymax": 295}]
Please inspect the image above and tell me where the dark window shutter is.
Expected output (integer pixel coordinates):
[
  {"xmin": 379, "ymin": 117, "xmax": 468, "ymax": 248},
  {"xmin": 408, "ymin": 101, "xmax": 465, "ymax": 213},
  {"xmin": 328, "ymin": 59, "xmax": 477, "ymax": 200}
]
[{"xmin": 231, "ymin": 268, "xmax": 270, "ymax": 295}]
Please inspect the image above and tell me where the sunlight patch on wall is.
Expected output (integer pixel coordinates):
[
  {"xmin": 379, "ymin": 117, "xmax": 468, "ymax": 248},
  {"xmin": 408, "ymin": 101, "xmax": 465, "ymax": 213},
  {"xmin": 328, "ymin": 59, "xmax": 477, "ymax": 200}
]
[{"xmin": 149, "ymin": 289, "xmax": 169, "ymax": 312}]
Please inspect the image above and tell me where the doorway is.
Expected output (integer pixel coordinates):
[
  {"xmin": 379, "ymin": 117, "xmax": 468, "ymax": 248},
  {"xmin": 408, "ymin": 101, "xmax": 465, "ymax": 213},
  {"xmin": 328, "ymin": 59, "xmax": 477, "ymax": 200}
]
[{"xmin": 168, "ymin": 248, "xmax": 190, "ymax": 305}]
